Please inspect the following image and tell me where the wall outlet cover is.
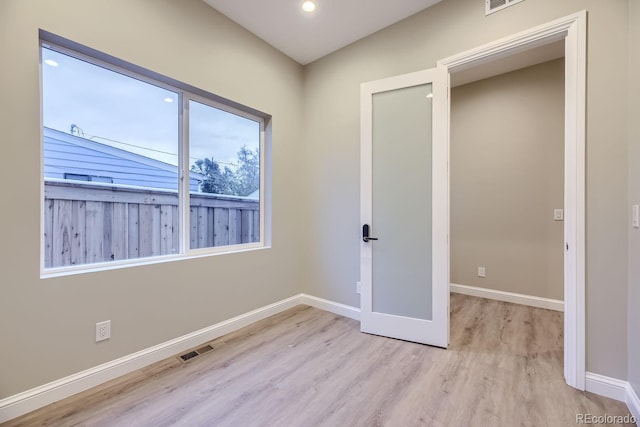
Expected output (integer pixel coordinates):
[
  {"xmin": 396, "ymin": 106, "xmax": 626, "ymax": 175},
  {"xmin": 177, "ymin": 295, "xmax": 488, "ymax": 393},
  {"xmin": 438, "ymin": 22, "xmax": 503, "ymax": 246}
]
[{"xmin": 96, "ymin": 320, "xmax": 111, "ymax": 342}]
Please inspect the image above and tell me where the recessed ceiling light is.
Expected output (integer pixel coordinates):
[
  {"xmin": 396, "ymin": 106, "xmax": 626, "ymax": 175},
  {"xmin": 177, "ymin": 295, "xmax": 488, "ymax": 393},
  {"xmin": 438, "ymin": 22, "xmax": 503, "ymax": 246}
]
[
  {"xmin": 302, "ymin": 1, "xmax": 316, "ymax": 13},
  {"xmin": 164, "ymin": 97, "xmax": 174, "ymax": 103},
  {"xmin": 44, "ymin": 59, "xmax": 59, "ymax": 67}
]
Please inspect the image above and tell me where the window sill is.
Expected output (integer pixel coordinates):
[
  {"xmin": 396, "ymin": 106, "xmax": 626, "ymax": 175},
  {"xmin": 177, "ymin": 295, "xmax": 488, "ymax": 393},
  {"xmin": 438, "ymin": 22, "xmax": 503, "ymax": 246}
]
[{"xmin": 40, "ymin": 243, "xmax": 270, "ymax": 279}]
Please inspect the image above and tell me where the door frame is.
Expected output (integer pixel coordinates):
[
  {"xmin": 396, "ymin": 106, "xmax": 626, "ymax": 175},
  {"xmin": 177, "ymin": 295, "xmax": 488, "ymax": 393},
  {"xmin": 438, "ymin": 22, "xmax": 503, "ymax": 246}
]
[{"xmin": 437, "ymin": 11, "xmax": 587, "ymax": 390}]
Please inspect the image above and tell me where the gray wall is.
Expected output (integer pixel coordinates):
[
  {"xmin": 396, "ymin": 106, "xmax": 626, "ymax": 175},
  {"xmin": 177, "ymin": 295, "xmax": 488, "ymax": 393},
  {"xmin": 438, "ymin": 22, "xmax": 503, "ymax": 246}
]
[
  {"xmin": 450, "ymin": 59, "xmax": 564, "ymax": 301},
  {"xmin": 302, "ymin": 0, "xmax": 629, "ymax": 380},
  {"xmin": 0, "ymin": 0, "xmax": 305, "ymax": 399},
  {"xmin": 628, "ymin": 0, "xmax": 640, "ymax": 397}
]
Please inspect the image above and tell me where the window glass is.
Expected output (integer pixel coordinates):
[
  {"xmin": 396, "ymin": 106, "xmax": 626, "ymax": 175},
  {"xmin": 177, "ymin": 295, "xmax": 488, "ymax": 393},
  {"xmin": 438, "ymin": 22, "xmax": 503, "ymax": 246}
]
[
  {"xmin": 41, "ymin": 42, "xmax": 265, "ymax": 272},
  {"xmin": 42, "ymin": 47, "xmax": 179, "ymax": 190},
  {"xmin": 188, "ymin": 100, "xmax": 261, "ymax": 249}
]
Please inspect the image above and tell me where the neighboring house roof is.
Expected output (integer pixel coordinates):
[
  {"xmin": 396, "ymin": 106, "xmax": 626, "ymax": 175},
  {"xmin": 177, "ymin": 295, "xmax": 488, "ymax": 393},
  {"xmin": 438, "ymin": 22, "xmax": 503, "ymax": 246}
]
[{"xmin": 43, "ymin": 127, "xmax": 203, "ymax": 191}]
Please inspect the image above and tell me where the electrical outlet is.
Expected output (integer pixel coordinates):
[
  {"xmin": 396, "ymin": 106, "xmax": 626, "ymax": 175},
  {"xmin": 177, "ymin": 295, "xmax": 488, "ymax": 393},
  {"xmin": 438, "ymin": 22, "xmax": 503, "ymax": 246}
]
[
  {"xmin": 477, "ymin": 267, "xmax": 486, "ymax": 278},
  {"xmin": 96, "ymin": 320, "xmax": 111, "ymax": 342},
  {"xmin": 356, "ymin": 281, "xmax": 361, "ymax": 294}
]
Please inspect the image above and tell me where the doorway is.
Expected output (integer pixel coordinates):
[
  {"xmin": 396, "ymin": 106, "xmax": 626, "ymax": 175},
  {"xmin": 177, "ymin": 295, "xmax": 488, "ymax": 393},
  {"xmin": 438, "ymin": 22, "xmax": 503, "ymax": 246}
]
[
  {"xmin": 359, "ymin": 11, "xmax": 586, "ymax": 390},
  {"xmin": 438, "ymin": 11, "xmax": 587, "ymax": 390},
  {"xmin": 449, "ymin": 56, "xmax": 565, "ymax": 309}
]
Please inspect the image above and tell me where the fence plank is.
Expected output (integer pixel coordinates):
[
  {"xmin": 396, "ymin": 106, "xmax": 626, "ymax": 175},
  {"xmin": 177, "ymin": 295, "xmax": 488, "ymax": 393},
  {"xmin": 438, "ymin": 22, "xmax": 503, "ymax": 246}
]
[
  {"xmin": 229, "ymin": 209, "xmax": 240, "ymax": 245},
  {"xmin": 102, "ymin": 203, "xmax": 112, "ymax": 263},
  {"xmin": 44, "ymin": 199, "xmax": 54, "ymax": 268},
  {"xmin": 52, "ymin": 200, "xmax": 73, "ymax": 267},
  {"xmin": 206, "ymin": 208, "xmax": 214, "ymax": 248},
  {"xmin": 241, "ymin": 210, "xmax": 252, "ymax": 244},
  {"xmin": 111, "ymin": 203, "xmax": 128, "ymax": 261},
  {"xmin": 172, "ymin": 205, "xmax": 179, "ymax": 254},
  {"xmin": 128, "ymin": 204, "xmax": 139, "ymax": 259},
  {"xmin": 151, "ymin": 204, "xmax": 161, "ymax": 256},
  {"xmin": 138, "ymin": 204, "xmax": 155, "ymax": 258},
  {"xmin": 160, "ymin": 205, "xmax": 175, "ymax": 255},
  {"xmin": 252, "ymin": 210, "xmax": 260, "ymax": 243},
  {"xmin": 214, "ymin": 208, "xmax": 229, "ymax": 246},
  {"xmin": 70, "ymin": 201, "xmax": 86, "ymax": 266},
  {"xmin": 197, "ymin": 207, "xmax": 208, "ymax": 249},
  {"xmin": 85, "ymin": 201, "xmax": 104, "ymax": 264},
  {"xmin": 189, "ymin": 207, "xmax": 198, "ymax": 249}
]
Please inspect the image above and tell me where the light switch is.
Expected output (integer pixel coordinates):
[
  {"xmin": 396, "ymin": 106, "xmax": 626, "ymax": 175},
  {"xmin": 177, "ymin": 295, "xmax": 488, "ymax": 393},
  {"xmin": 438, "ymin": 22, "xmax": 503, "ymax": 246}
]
[
  {"xmin": 554, "ymin": 209, "xmax": 564, "ymax": 221},
  {"xmin": 633, "ymin": 205, "xmax": 639, "ymax": 229}
]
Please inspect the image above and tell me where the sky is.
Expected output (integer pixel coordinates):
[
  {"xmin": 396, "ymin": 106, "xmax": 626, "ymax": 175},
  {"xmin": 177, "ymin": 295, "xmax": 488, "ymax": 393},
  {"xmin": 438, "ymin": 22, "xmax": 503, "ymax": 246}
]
[{"xmin": 41, "ymin": 47, "xmax": 259, "ymax": 169}]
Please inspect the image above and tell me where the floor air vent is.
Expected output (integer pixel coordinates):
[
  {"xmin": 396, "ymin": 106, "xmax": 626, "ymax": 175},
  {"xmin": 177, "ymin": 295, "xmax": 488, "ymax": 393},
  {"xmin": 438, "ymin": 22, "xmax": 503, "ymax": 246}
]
[
  {"xmin": 485, "ymin": 0, "xmax": 524, "ymax": 15},
  {"xmin": 179, "ymin": 344, "xmax": 214, "ymax": 362}
]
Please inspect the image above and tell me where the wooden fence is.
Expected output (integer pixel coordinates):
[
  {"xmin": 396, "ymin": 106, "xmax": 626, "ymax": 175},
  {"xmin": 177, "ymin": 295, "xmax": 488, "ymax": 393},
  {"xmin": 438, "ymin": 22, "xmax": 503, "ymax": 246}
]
[{"xmin": 44, "ymin": 180, "xmax": 260, "ymax": 268}]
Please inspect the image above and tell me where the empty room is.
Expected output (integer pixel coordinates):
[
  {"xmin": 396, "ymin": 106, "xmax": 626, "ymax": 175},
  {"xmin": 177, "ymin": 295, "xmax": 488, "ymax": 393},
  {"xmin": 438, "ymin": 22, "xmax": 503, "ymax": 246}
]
[{"xmin": 0, "ymin": 0, "xmax": 639, "ymax": 426}]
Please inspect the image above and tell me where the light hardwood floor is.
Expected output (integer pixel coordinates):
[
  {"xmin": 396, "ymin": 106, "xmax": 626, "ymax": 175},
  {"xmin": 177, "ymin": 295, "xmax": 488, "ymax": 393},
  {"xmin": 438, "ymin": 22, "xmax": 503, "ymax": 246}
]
[{"xmin": 4, "ymin": 294, "xmax": 634, "ymax": 427}]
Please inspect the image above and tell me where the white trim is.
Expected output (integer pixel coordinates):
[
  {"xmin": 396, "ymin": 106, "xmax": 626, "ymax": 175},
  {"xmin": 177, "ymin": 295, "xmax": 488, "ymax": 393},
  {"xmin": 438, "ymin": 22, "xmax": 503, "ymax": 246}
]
[
  {"xmin": 300, "ymin": 294, "xmax": 361, "ymax": 321},
  {"xmin": 627, "ymin": 383, "xmax": 640, "ymax": 425},
  {"xmin": 0, "ymin": 294, "xmax": 305, "ymax": 424},
  {"xmin": 450, "ymin": 283, "xmax": 564, "ymax": 312},
  {"xmin": 438, "ymin": 10, "xmax": 587, "ymax": 391},
  {"xmin": 585, "ymin": 373, "xmax": 640, "ymax": 424},
  {"xmin": 438, "ymin": 13, "xmax": 576, "ymax": 72},
  {"xmin": 585, "ymin": 372, "xmax": 629, "ymax": 402}
]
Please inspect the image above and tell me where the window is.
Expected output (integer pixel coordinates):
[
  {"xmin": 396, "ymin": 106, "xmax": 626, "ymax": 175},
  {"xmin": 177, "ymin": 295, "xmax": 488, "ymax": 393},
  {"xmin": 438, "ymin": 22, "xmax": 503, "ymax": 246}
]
[
  {"xmin": 63, "ymin": 174, "xmax": 114, "ymax": 183},
  {"xmin": 41, "ymin": 35, "xmax": 268, "ymax": 272}
]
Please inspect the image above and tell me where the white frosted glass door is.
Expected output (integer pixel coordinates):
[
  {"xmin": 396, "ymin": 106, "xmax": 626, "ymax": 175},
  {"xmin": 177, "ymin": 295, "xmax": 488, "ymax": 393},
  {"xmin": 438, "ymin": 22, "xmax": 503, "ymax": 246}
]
[
  {"xmin": 372, "ymin": 84, "xmax": 433, "ymax": 320},
  {"xmin": 360, "ymin": 68, "xmax": 448, "ymax": 347}
]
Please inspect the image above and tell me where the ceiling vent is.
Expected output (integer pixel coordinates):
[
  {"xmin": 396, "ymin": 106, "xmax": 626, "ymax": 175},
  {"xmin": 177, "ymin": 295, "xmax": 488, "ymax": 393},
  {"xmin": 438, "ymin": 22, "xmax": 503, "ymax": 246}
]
[{"xmin": 485, "ymin": 0, "xmax": 524, "ymax": 15}]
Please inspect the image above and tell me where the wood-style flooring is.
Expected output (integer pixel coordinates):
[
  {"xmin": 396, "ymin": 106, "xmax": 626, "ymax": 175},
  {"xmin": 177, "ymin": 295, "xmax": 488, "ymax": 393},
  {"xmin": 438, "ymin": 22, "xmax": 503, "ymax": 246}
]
[{"xmin": 4, "ymin": 294, "xmax": 635, "ymax": 426}]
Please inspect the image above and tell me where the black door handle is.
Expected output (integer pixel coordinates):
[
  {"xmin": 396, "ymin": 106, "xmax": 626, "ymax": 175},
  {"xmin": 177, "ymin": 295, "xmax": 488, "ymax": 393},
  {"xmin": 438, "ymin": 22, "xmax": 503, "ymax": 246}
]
[{"xmin": 362, "ymin": 224, "xmax": 379, "ymax": 243}]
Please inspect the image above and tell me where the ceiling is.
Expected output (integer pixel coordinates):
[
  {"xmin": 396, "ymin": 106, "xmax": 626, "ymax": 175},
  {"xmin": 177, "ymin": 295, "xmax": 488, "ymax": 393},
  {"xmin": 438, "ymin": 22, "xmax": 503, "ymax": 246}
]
[{"xmin": 203, "ymin": 0, "xmax": 443, "ymax": 65}]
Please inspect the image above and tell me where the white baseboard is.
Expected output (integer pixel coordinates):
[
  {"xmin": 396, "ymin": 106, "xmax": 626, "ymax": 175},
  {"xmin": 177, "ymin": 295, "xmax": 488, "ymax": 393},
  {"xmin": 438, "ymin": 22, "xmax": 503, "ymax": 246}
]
[
  {"xmin": 584, "ymin": 373, "xmax": 639, "ymax": 424},
  {"xmin": 450, "ymin": 283, "xmax": 564, "ymax": 312},
  {"xmin": 627, "ymin": 382, "xmax": 640, "ymax": 425},
  {"xmin": 300, "ymin": 294, "xmax": 361, "ymax": 321},
  {"xmin": 585, "ymin": 372, "xmax": 629, "ymax": 402},
  {"xmin": 0, "ymin": 294, "xmax": 306, "ymax": 424}
]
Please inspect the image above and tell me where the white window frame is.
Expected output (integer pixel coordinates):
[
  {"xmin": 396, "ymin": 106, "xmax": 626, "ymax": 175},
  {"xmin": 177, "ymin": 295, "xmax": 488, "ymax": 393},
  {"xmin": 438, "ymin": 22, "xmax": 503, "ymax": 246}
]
[{"xmin": 39, "ymin": 31, "xmax": 271, "ymax": 277}]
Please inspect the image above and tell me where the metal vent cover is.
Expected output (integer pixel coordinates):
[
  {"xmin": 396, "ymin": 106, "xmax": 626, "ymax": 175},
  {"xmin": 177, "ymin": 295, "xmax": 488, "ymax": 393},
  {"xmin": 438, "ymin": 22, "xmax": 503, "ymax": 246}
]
[
  {"xmin": 485, "ymin": 0, "xmax": 524, "ymax": 15},
  {"xmin": 178, "ymin": 344, "xmax": 214, "ymax": 362}
]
